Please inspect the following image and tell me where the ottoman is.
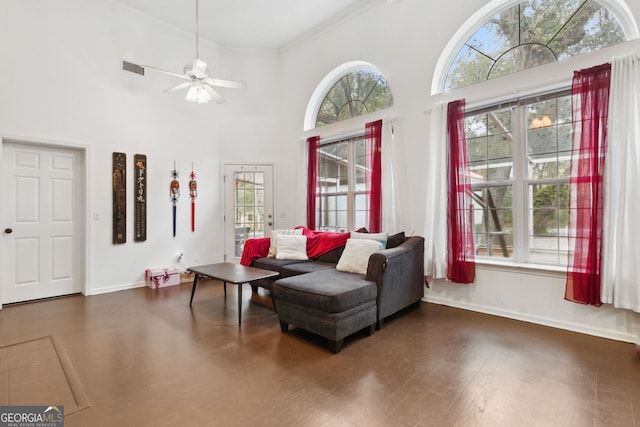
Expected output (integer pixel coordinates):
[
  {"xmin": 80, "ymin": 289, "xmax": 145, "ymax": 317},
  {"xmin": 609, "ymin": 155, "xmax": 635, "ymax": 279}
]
[{"xmin": 272, "ymin": 269, "xmax": 377, "ymax": 353}]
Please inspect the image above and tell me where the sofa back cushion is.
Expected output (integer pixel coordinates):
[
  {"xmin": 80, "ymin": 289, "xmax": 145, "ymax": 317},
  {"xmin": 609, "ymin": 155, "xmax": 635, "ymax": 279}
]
[
  {"xmin": 350, "ymin": 231, "xmax": 388, "ymax": 248},
  {"xmin": 386, "ymin": 231, "xmax": 406, "ymax": 248},
  {"xmin": 314, "ymin": 231, "xmax": 406, "ymax": 261},
  {"xmin": 315, "ymin": 245, "xmax": 345, "ymax": 263}
]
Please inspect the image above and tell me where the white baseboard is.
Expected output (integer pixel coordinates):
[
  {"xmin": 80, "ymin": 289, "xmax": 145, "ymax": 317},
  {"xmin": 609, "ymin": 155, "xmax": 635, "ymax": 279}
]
[
  {"xmin": 86, "ymin": 281, "xmax": 146, "ymax": 296},
  {"xmin": 422, "ymin": 295, "xmax": 637, "ymax": 344}
]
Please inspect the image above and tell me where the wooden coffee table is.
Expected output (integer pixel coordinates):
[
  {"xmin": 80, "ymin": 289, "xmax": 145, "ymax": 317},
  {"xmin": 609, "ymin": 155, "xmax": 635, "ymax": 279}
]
[{"xmin": 187, "ymin": 263, "xmax": 278, "ymax": 326}]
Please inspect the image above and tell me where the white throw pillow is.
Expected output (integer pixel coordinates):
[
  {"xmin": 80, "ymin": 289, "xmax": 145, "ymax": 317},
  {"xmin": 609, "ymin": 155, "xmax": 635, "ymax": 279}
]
[
  {"xmin": 336, "ymin": 238, "xmax": 384, "ymax": 275},
  {"xmin": 275, "ymin": 235, "xmax": 308, "ymax": 260},
  {"xmin": 350, "ymin": 231, "xmax": 388, "ymax": 248},
  {"xmin": 268, "ymin": 229, "xmax": 303, "ymax": 258}
]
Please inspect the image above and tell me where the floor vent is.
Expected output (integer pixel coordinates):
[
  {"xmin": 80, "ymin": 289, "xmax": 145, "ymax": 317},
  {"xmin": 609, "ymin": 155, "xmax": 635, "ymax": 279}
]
[{"xmin": 122, "ymin": 60, "xmax": 144, "ymax": 76}]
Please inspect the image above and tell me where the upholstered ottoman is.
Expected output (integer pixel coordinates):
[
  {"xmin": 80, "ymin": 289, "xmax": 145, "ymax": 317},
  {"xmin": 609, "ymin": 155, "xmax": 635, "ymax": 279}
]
[{"xmin": 272, "ymin": 269, "xmax": 377, "ymax": 353}]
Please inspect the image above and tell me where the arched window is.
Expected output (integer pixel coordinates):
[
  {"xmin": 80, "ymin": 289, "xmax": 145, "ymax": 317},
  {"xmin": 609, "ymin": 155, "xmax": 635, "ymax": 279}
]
[
  {"xmin": 440, "ymin": 0, "xmax": 634, "ymax": 92},
  {"xmin": 305, "ymin": 62, "xmax": 393, "ymax": 130}
]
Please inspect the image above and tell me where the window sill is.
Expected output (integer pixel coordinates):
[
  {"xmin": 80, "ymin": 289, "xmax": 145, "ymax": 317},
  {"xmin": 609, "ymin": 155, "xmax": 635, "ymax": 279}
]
[{"xmin": 475, "ymin": 258, "xmax": 567, "ymax": 278}]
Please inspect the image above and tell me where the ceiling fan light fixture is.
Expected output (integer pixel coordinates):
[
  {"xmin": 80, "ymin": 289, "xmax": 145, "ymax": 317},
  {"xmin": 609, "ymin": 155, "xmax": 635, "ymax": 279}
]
[{"xmin": 186, "ymin": 84, "xmax": 211, "ymax": 104}]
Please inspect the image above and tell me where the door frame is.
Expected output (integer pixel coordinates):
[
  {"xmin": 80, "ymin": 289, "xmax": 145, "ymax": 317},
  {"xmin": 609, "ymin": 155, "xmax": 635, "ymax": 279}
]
[
  {"xmin": 0, "ymin": 134, "xmax": 90, "ymax": 308},
  {"xmin": 222, "ymin": 162, "xmax": 276, "ymax": 262}
]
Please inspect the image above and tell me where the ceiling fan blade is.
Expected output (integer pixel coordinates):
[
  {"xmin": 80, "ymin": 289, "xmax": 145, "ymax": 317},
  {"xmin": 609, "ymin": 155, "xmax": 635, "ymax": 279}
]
[
  {"xmin": 142, "ymin": 64, "xmax": 190, "ymax": 80},
  {"xmin": 204, "ymin": 85, "xmax": 226, "ymax": 104},
  {"xmin": 205, "ymin": 78, "xmax": 247, "ymax": 89},
  {"xmin": 164, "ymin": 82, "xmax": 193, "ymax": 94}
]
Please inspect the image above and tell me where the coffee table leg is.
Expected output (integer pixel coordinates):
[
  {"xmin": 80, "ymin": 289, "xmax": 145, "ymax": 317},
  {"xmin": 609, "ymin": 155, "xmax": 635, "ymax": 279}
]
[
  {"xmin": 189, "ymin": 274, "xmax": 200, "ymax": 306},
  {"xmin": 237, "ymin": 283, "xmax": 243, "ymax": 327}
]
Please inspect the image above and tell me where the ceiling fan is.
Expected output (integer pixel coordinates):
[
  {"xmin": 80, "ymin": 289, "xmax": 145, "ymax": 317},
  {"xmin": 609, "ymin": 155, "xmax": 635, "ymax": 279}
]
[{"xmin": 142, "ymin": 0, "xmax": 246, "ymax": 104}]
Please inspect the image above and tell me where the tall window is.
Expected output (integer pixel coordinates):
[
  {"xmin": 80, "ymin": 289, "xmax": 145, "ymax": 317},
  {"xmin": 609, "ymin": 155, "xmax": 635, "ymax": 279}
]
[
  {"xmin": 466, "ymin": 92, "xmax": 571, "ymax": 265},
  {"xmin": 315, "ymin": 135, "xmax": 369, "ymax": 232},
  {"xmin": 444, "ymin": 0, "xmax": 626, "ymax": 91}
]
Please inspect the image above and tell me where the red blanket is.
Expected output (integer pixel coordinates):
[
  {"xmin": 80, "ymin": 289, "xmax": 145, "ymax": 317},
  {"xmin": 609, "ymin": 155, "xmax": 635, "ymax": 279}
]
[
  {"xmin": 295, "ymin": 226, "xmax": 349, "ymax": 258},
  {"xmin": 240, "ymin": 237, "xmax": 270, "ymax": 266},
  {"xmin": 239, "ymin": 227, "xmax": 350, "ymax": 266}
]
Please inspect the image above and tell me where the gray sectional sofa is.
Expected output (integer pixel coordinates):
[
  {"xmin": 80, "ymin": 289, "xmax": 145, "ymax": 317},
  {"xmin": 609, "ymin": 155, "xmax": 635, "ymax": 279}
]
[{"xmin": 249, "ymin": 233, "xmax": 425, "ymax": 353}]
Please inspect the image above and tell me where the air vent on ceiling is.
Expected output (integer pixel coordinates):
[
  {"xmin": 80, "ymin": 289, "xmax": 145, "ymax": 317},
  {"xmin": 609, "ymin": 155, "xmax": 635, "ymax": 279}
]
[{"xmin": 122, "ymin": 60, "xmax": 144, "ymax": 76}]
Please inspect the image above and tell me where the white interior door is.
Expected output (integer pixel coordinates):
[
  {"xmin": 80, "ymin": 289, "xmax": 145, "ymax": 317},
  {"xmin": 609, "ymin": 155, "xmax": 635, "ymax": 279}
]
[
  {"xmin": 1, "ymin": 142, "xmax": 84, "ymax": 304},
  {"xmin": 223, "ymin": 164, "xmax": 274, "ymax": 262}
]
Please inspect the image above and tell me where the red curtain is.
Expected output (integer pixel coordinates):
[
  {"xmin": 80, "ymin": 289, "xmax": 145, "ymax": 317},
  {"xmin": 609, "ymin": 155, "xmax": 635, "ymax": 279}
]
[
  {"xmin": 365, "ymin": 120, "xmax": 383, "ymax": 233},
  {"xmin": 306, "ymin": 136, "xmax": 320, "ymax": 230},
  {"xmin": 447, "ymin": 100, "xmax": 475, "ymax": 284},
  {"xmin": 565, "ymin": 63, "xmax": 611, "ymax": 306}
]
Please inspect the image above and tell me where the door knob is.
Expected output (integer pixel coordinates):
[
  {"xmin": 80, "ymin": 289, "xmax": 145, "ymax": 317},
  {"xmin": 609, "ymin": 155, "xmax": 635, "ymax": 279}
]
[
  {"xmin": 268, "ymin": 222, "xmax": 273, "ymax": 226},
  {"xmin": 4, "ymin": 228, "xmax": 12, "ymax": 234}
]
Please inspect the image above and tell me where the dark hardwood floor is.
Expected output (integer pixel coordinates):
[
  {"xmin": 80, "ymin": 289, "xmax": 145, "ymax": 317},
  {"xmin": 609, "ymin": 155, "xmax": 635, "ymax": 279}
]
[{"xmin": 1, "ymin": 279, "xmax": 639, "ymax": 426}]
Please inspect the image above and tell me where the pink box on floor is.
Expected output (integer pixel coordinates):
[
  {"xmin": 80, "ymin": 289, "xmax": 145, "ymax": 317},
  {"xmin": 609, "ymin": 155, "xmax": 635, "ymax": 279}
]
[{"xmin": 145, "ymin": 267, "xmax": 181, "ymax": 289}]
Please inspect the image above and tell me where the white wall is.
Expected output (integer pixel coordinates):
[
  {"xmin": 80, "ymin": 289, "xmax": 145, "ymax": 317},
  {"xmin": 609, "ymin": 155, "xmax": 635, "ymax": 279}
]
[
  {"xmin": 278, "ymin": 0, "xmax": 640, "ymax": 342},
  {"xmin": 0, "ymin": 0, "xmax": 283, "ymax": 295}
]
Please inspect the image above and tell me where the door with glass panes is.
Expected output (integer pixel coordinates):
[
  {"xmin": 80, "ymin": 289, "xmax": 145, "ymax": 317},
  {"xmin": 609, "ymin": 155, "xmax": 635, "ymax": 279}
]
[{"xmin": 223, "ymin": 164, "xmax": 274, "ymax": 261}]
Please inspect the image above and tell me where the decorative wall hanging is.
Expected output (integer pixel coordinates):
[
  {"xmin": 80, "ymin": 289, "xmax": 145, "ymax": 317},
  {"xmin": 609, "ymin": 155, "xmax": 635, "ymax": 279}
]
[
  {"xmin": 189, "ymin": 162, "xmax": 197, "ymax": 232},
  {"xmin": 134, "ymin": 154, "xmax": 147, "ymax": 242},
  {"xmin": 112, "ymin": 152, "xmax": 127, "ymax": 244},
  {"xmin": 170, "ymin": 161, "xmax": 180, "ymax": 237}
]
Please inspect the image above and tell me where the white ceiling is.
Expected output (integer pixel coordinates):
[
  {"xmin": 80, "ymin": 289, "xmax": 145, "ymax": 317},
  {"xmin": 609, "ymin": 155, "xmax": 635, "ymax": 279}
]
[{"xmin": 113, "ymin": 0, "xmax": 376, "ymax": 50}]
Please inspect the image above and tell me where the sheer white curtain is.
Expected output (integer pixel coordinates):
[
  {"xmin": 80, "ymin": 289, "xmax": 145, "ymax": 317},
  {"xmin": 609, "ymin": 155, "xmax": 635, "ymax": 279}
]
[
  {"xmin": 424, "ymin": 102, "xmax": 448, "ymax": 278},
  {"xmin": 602, "ymin": 53, "xmax": 640, "ymax": 312},
  {"xmin": 381, "ymin": 118, "xmax": 404, "ymax": 233}
]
